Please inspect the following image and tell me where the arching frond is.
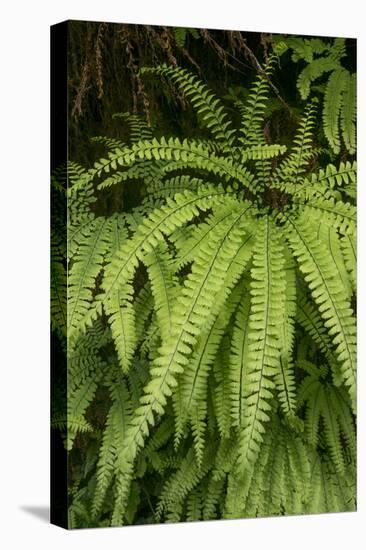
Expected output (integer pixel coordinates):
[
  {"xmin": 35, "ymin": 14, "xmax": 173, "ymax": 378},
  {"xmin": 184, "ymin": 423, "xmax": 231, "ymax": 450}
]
[
  {"xmin": 236, "ymin": 217, "xmax": 286, "ymax": 470},
  {"xmin": 285, "ymin": 215, "xmax": 356, "ymax": 410},
  {"xmin": 141, "ymin": 64, "xmax": 236, "ymax": 146}
]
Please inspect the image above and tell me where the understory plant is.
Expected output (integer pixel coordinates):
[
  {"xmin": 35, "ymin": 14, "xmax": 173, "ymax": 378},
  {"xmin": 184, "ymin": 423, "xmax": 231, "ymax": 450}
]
[{"xmin": 51, "ymin": 55, "xmax": 357, "ymax": 527}]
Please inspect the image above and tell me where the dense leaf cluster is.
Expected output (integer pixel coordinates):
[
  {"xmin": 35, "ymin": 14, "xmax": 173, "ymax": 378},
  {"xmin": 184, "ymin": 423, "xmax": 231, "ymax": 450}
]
[{"xmin": 51, "ymin": 48, "xmax": 356, "ymax": 528}]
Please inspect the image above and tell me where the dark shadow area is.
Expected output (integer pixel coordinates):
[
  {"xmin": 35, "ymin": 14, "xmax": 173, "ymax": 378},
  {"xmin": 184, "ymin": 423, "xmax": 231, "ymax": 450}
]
[{"xmin": 20, "ymin": 506, "xmax": 50, "ymax": 523}]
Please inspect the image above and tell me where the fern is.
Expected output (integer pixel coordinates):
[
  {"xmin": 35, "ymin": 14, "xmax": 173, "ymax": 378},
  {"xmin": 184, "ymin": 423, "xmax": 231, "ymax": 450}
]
[
  {"xmin": 275, "ymin": 36, "xmax": 356, "ymax": 154},
  {"xmin": 235, "ymin": 216, "xmax": 286, "ymax": 470},
  {"xmin": 52, "ymin": 54, "xmax": 356, "ymax": 527}
]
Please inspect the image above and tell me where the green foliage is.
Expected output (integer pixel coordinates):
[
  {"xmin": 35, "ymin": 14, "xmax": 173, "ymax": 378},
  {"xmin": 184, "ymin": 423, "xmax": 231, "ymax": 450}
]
[
  {"xmin": 274, "ymin": 36, "xmax": 356, "ymax": 154},
  {"xmin": 52, "ymin": 55, "xmax": 356, "ymax": 527},
  {"xmin": 173, "ymin": 27, "xmax": 200, "ymax": 48}
]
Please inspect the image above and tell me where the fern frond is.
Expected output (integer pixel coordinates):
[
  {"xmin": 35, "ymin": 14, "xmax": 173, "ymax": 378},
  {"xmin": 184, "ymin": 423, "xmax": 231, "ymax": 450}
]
[
  {"xmin": 323, "ymin": 68, "xmax": 348, "ymax": 154},
  {"xmin": 341, "ymin": 72, "xmax": 356, "ymax": 154},
  {"xmin": 296, "ymin": 292, "xmax": 340, "ymax": 374},
  {"xmin": 141, "ymin": 64, "xmax": 236, "ymax": 146},
  {"xmin": 71, "ymin": 186, "xmax": 239, "ymax": 341},
  {"xmin": 174, "ymin": 204, "xmax": 243, "ymax": 270},
  {"xmin": 340, "ymin": 234, "xmax": 356, "ymax": 293},
  {"xmin": 97, "ymin": 160, "xmax": 163, "ymax": 190},
  {"xmin": 92, "ymin": 373, "xmax": 132, "ymax": 517},
  {"xmin": 298, "ymin": 367, "xmax": 355, "ymax": 475},
  {"xmin": 275, "ymin": 254, "xmax": 297, "ymax": 417},
  {"xmin": 306, "ymin": 454, "xmax": 354, "ymax": 513},
  {"xmin": 297, "ymin": 57, "xmax": 338, "ymax": 100},
  {"xmin": 186, "ymin": 488, "xmax": 203, "ymax": 521},
  {"xmin": 145, "ymin": 174, "xmax": 203, "ymax": 202},
  {"xmin": 112, "ymin": 111, "xmax": 153, "ymax": 142},
  {"xmin": 144, "ymin": 242, "xmax": 178, "ymax": 341},
  {"xmin": 157, "ymin": 444, "xmax": 214, "ymax": 522},
  {"xmin": 236, "ymin": 216, "xmax": 286, "ymax": 470},
  {"xmin": 66, "ymin": 369, "xmax": 101, "ymax": 450},
  {"xmin": 316, "ymin": 223, "xmax": 352, "ymax": 300},
  {"xmin": 94, "ymin": 137, "xmax": 255, "ymax": 191},
  {"xmin": 113, "ymin": 208, "xmax": 253, "ymax": 509},
  {"xmin": 239, "ymin": 56, "xmax": 276, "ymax": 146},
  {"xmin": 104, "ymin": 285, "xmax": 136, "ymax": 373},
  {"xmin": 68, "ymin": 217, "xmax": 112, "ymax": 343},
  {"xmin": 202, "ymin": 477, "xmax": 225, "ymax": 520},
  {"xmin": 176, "ymin": 302, "xmax": 231, "ymax": 456},
  {"xmin": 213, "ymin": 335, "xmax": 233, "ymax": 440},
  {"xmin": 291, "ymin": 160, "xmax": 356, "ymax": 201},
  {"xmin": 294, "ymin": 196, "xmax": 356, "ymax": 236},
  {"xmin": 285, "ymin": 215, "xmax": 356, "ymax": 409},
  {"xmin": 240, "ymin": 143, "xmax": 287, "ymax": 161},
  {"xmin": 275, "ymin": 99, "xmax": 317, "ymax": 186},
  {"xmin": 91, "ymin": 135, "xmax": 126, "ymax": 152},
  {"xmin": 229, "ymin": 294, "xmax": 251, "ymax": 429}
]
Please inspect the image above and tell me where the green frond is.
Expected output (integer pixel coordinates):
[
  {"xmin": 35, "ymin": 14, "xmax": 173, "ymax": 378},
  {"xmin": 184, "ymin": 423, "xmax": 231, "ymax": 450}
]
[
  {"xmin": 104, "ymin": 285, "xmax": 136, "ymax": 373},
  {"xmin": 120, "ymin": 208, "xmax": 252, "ymax": 464},
  {"xmin": 213, "ymin": 335, "xmax": 232, "ymax": 440},
  {"xmin": 68, "ymin": 217, "xmax": 96, "ymax": 260},
  {"xmin": 285, "ymin": 215, "xmax": 356, "ymax": 409},
  {"xmin": 329, "ymin": 38, "xmax": 347, "ymax": 63},
  {"xmin": 240, "ymin": 143, "xmax": 287, "ymax": 161},
  {"xmin": 296, "ymin": 292, "xmax": 340, "ymax": 376},
  {"xmin": 173, "ymin": 27, "xmax": 199, "ymax": 47},
  {"xmin": 113, "ymin": 111, "xmax": 153, "ymax": 142},
  {"xmin": 226, "ymin": 415, "xmax": 311, "ymax": 518},
  {"xmin": 92, "ymin": 373, "xmax": 132, "ymax": 518},
  {"xmin": 94, "ymin": 137, "xmax": 255, "ymax": 191},
  {"xmin": 238, "ymin": 56, "xmax": 279, "ymax": 189},
  {"xmin": 236, "ymin": 216, "xmax": 286, "ymax": 470},
  {"xmin": 340, "ymin": 233, "xmax": 356, "ymax": 293},
  {"xmin": 66, "ymin": 163, "xmax": 97, "ymax": 223},
  {"xmin": 71, "ymin": 186, "xmax": 239, "ymax": 341},
  {"xmin": 275, "ymin": 99, "xmax": 318, "ymax": 186},
  {"xmin": 176, "ymin": 303, "xmax": 230, "ymax": 456},
  {"xmin": 97, "ymin": 160, "xmax": 163, "ymax": 190},
  {"xmin": 298, "ymin": 366, "xmax": 355, "ymax": 475},
  {"xmin": 239, "ymin": 55, "xmax": 276, "ymax": 146},
  {"xmin": 141, "ymin": 64, "xmax": 236, "ymax": 146},
  {"xmin": 144, "ymin": 242, "xmax": 178, "ymax": 341},
  {"xmin": 186, "ymin": 488, "xmax": 203, "ymax": 521},
  {"xmin": 134, "ymin": 283, "xmax": 154, "ymax": 346},
  {"xmin": 67, "ymin": 217, "xmax": 112, "ymax": 343},
  {"xmin": 297, "ymin": 57, "xmax": 339, "ymax": 100},
  {"xmin": 292, "ymin": 160, "xmax": 356, "ymax": 201},
  {"xmin": 275, "ymin": 254, "xmax": 297, "ymax": 417},
  {"xmin": 66, "ymin": 370, "xmax": 101, "ymax": 450},
  {"xmin": 229, "ymin": 294, "xmax": 251, "ymax": 429},
  {"xmin": 285, "ymin": 36, "xmax": 316, "ymax": 63},
  {"xmin": 316, "ymin": 223, "xmax": 352, "ymax": 300},
  {"xmin": 341, "ymin": 72, "xmax": 356, "ymax": 154},
  {"xmin": 306, "ymin": 453, "xmax": 355, "ymax": 513},
  {"xmin": 91, "ymin": 135, "xmax": 126, "ymax": 151},
  {"xmin": 294, "ymin": 196, "xmax": 356, "ymax": 236},
  {"xmin": 202, "ymin": 477, "xmax": 225, "ymax": 520},
  {"xmin": 145, "ymin": 174, "xmax": 203, "ymax": 202},
  {"xmin": 157, "ymin": 445, "xmax": 214, "ymax": 522},
  {"xmin": 323, "ymin": 68, "xmax": 349, "ymax": 154}
]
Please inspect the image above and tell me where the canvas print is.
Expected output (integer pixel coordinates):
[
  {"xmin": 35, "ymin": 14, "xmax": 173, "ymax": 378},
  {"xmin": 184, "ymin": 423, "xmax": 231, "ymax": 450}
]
[{"xmin": 50, "ymin": 21, "xmax": 357, "ymax": 529}]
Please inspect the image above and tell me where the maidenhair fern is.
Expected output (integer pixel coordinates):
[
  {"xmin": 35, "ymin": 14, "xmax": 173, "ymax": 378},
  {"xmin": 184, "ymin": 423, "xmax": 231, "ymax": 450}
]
[
  {"xmin": 51, "ymin": 54, "xmax": 356, "ymax": 527},
  {"xmin": 274, "ymin": 36, "xmax": 356, "ymax": 155}
]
